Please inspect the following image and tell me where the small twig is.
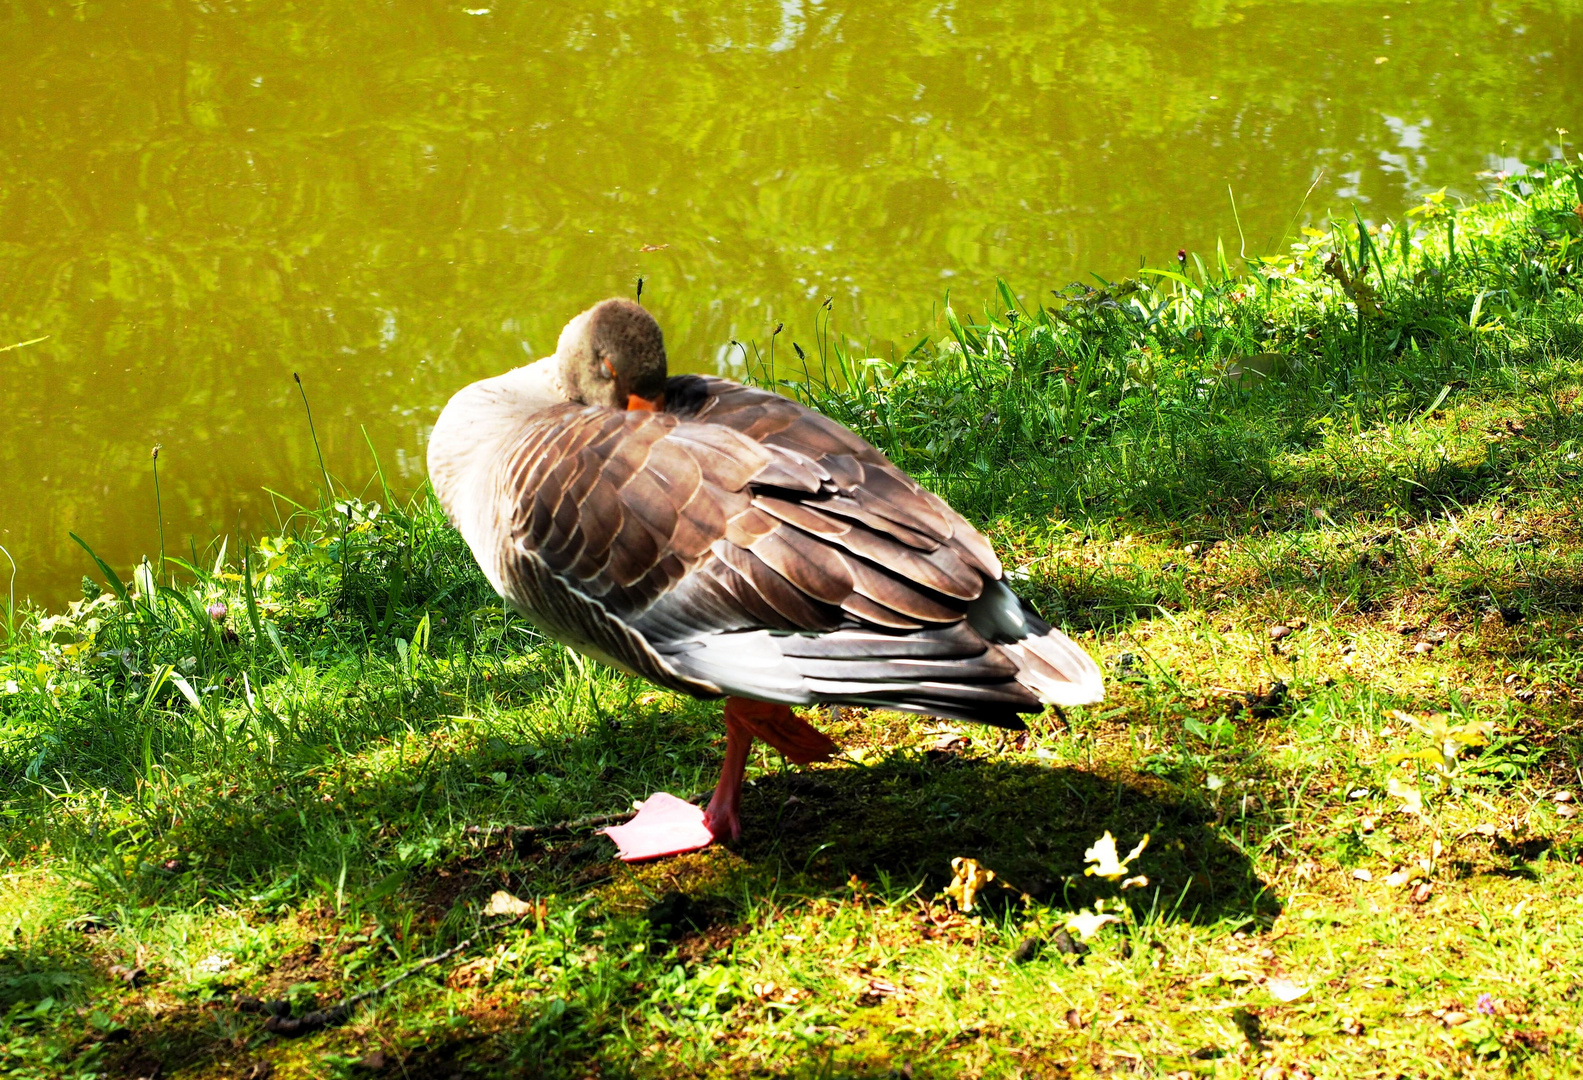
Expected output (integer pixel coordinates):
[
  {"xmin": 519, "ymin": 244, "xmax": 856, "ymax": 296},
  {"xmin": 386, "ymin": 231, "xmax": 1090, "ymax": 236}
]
[
  {"xmin": 0, "ymin": 335, "xmax": 49, "ymax": 354},
  {"xmin": 465, "ymin": 809, "xmax": 633, "ymax": 841},
  {"xmin": 262, "ymin": 910, "xmax": 536, "ymax": 1036},
  {"xmin": 464, "ymin": 792, "xmax": 708, "ymax": 843},
  {"xmin": 261, "ymin": 793, "xmax": 711, "ymax": 1036}
]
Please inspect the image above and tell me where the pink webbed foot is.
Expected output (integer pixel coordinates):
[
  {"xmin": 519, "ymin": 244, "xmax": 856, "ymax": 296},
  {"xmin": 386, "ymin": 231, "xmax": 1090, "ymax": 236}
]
[
  {"xmin": 702, "ymin": 796, "xmax": 742, "ymax": 844},
  {"xmin": 600, "ymin": 792, "xmax": 714, "ymax": 862},
  {"xmin": 600, "ymin": 698, "xmax": 838, "ymax": 861}
]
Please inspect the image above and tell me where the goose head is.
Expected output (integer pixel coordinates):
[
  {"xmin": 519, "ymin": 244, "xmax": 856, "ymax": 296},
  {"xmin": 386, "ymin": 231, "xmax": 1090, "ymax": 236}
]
[
  {"xmin": 556, "ymin": 297, "xmax": 668, "ymax": 410},
  {"xmin": 427, "ymin": 298, "xmax": 668, "ymax": 565}
]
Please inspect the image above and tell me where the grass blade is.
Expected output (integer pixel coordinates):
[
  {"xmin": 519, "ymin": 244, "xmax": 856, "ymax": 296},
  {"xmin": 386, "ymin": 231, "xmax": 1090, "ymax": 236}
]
[
  {"xmin": 242, "ymin": 546, "xmax": 264, "ymax": 640},
  {"xmin": 70, "ymin": 533, "xmax": 130, "ymax": 605}
]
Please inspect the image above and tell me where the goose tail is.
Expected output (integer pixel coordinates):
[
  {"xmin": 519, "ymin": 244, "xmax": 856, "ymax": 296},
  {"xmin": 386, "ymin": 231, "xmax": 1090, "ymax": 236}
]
[{"xmin": 970, "ymin": 579, "xmax": 1105, "ymax": 708}]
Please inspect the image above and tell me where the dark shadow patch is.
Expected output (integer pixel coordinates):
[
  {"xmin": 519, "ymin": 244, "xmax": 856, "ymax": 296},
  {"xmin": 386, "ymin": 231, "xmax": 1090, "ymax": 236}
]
[
  {"xmin": 0, "ymin": 938, "xmax": 93, "ymax": 1010},
  {"xmin": 731, "ymin": 755, "xmax": 1268, "ymax": 925}
]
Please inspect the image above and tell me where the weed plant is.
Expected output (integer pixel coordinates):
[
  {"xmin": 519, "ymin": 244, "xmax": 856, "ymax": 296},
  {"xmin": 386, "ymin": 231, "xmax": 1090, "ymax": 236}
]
[{"xmin": 3, "ymin": 162, "xmax": 1583, "ymax": 1078}]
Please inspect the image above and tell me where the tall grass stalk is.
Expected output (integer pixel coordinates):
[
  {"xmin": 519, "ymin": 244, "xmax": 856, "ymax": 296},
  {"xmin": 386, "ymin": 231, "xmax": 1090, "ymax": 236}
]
[
  {"xmin": 294, "ymin": 371, "xmax": 336, "ymax": 501},
  {"xmin": 0, "ymin": 543, "xmax": 14, "ymax": 642}
]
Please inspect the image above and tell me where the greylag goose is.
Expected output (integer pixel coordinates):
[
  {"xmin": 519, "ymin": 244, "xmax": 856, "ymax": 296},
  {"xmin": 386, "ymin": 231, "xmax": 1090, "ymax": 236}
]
[{"xmin": 428, "ymin": 299, "xmax": 1103, "ymax": 860}]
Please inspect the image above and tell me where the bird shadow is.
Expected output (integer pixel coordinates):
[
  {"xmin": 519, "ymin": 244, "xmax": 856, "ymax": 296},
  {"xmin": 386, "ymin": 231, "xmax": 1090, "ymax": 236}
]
[
  {"xmin": 33, "ymin": 732, "xmax": 1272, "ymax": 1080},
  {"xmin": 725, "ymin": 750, "xmax": 1271, "ymax": 927}
]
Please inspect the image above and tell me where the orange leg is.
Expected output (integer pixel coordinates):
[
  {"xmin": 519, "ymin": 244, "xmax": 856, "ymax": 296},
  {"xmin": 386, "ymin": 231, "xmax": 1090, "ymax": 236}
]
[{"xmin": 703, "ymin": 698, "xmax": 839, "ymax": 842}]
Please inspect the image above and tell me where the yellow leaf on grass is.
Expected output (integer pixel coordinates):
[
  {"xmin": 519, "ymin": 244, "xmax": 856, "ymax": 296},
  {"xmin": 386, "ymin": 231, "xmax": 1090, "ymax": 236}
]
[
  {"xmin": 482, "ymin": 890, "xmax": 538, "ymax": 917},
  {"xmin": 944, "ymin": 857, "xmax": 996, "ymax": 912},
  {"xmin": 1387, "ymin": 776, "xmax": 1424, "ymax": 817},
  {"xmin": 1064, "ymin": 909, "xmax": 1120, "ymax": 941},
  {"xmin": 1084, "ymin": 831, "xmax": 1149, "ymax": 880},
  {"xmin": 1390, "ymin": 712, "xmax": 1496, "ymax": 775}
]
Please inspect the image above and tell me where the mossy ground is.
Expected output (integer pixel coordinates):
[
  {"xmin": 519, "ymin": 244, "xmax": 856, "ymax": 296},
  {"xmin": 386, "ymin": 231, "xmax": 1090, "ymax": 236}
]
[{"xmin": 5, "ymin": 167, "xmax": 1583, "ymax": 1078}]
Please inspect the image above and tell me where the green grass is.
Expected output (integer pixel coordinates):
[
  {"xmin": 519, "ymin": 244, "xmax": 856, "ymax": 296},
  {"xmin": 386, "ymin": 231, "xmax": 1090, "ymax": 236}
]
[{"xmin": 4, "ymin": 161, "xmax": 1583, "ymax": 1079}]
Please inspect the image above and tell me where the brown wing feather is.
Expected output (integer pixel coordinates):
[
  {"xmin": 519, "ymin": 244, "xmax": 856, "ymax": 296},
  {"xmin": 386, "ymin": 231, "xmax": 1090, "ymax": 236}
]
[
  {"xmin": 747, "ymin": 528, "xmax": 855, "ymax": 606},
  {"xmin": 506, "ymin": 406, "xmax": 770, "ymax": 619},
  {"xmin": 670, "ymin": 375, "xmax": 1000, "ymax": 577},
  {"xmin": 501, "ymin": 384, "xmax": 1005, "ymax": 671}
]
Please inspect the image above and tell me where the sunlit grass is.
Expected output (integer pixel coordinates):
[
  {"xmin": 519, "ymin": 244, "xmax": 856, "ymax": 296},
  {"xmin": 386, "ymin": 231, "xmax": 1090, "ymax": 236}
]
[
  {"xmin": 3, "ymin": 161, "xmax": 1583, "ymax": 1077},
  {"xmin": 780, "ymin": 166, "xmax": 1583, "ymax": 535}
]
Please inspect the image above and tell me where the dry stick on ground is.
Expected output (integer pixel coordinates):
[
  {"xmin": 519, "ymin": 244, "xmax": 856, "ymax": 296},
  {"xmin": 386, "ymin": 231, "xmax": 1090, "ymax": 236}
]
[
  {"xmin": 258, "ymin": 794, "xmax": 714, "ymax": 1036},
  {"xmin": 257, "ymin": 906, "xmax": 544, "ymax": 1036},
  {"xmin": 248, "ymin": 786, "xmax": 737, "ymax": 1036},
  {"xmin": 464, "ymin": 809, "xmax": 637, "ymax": 842},
  {"xmin": 463, "ymin": 792, "xmax": 709, "ymax": 847}
]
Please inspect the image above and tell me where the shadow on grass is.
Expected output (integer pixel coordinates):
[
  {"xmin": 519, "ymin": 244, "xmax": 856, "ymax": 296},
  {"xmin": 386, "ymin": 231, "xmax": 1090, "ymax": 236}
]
[
  {"xmin": 345, "ymin": 755, "xmax": 1268, "ymax": 1080},
  {"xmin": 0, "ymin": 937, "xmax": 92, "ymax": 1009},
  {"xmin": 395, "ymin": 755, "xmax": 1265, "ymax": 1077},
  {"xmin": 46, "ymin": 742, "xmax": 1268, "ymax": 1080},
  {"xmin": 730, "ymin": 753, "xmax": 1268, "ymax": 927}
]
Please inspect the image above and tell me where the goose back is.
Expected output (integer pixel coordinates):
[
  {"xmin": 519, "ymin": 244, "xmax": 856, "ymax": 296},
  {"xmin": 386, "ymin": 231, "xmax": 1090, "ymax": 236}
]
[{"xmin": 443, "ymin": 375, "xmax": 1101, "ymax": 725}]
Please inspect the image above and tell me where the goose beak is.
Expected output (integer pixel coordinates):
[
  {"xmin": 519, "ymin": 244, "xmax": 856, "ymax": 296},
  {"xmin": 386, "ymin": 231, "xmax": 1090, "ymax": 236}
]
[{"xmin": 601, "ymin": 355, "xmax": 664, "ymax": 411}]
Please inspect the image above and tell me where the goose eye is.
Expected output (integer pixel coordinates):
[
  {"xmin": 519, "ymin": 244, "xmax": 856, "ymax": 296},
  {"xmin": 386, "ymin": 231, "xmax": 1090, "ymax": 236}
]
[{"xmin": 599, "ymin": 357, "xmax": 616, "ymax": 380}]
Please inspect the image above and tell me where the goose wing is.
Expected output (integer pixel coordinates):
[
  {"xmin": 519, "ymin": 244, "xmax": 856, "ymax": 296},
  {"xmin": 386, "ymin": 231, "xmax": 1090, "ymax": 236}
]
[
  {"xmin": 663, "ymin": 375, "xmax": 1004, "ymax": 580},
  {"xmin": 496, "ymin": 386, "xmax": 1098, "ymax": 724}
]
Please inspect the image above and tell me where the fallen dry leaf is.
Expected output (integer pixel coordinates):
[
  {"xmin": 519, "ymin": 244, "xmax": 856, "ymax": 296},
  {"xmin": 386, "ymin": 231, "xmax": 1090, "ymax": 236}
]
[
  {"xmin": 944, "ymin": 857, "xmax": 995, "ymax": 911},
  {"xmin": 1387, "ymin": 776, "xmax": 1424, "ymax": 817},
  {"xmin": 752, "ymin": 982, "xmax": 811, "ymax": 1005},
  {"xmin": 1084, "ymin": 831, "xmax": 1149, "ymax": 880},
  {"xmin": 107, "ymin": 964, "xmax": 146, "ymax": 988},
  {"xmin": 1267, "ymin": 977, "xmax": 1309, "ymax": 1003},
  {"xmin": 928, "ymin": 726, "xmax": 971, "ymax": 753},
  {"xmin": 446, "ymin": 955, "xmax": 498, "ymax": 989},
  {"xmin": 1064, "ymin": 909, "xmax": 1120, "ymax": 941},
  {"xmin": 855, "ymin": 977, "xmax": 903, "ymax": 1006},
  {"xmin": 482, "ymin": 890, "xmax": 540, "ymax": 918}
]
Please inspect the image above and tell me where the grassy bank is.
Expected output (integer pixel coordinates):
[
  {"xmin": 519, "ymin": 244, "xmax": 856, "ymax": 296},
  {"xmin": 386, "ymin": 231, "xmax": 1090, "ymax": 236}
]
[{"xmin": 4, "ymin": 162, "xmax": 1583, "ymax": 1079}]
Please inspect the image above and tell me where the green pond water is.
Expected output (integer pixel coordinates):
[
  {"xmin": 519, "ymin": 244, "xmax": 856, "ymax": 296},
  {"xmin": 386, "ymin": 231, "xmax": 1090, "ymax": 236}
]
[{"xmin": 1, "ymin": 1, "xmax": 1578, "ymax": 611}]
